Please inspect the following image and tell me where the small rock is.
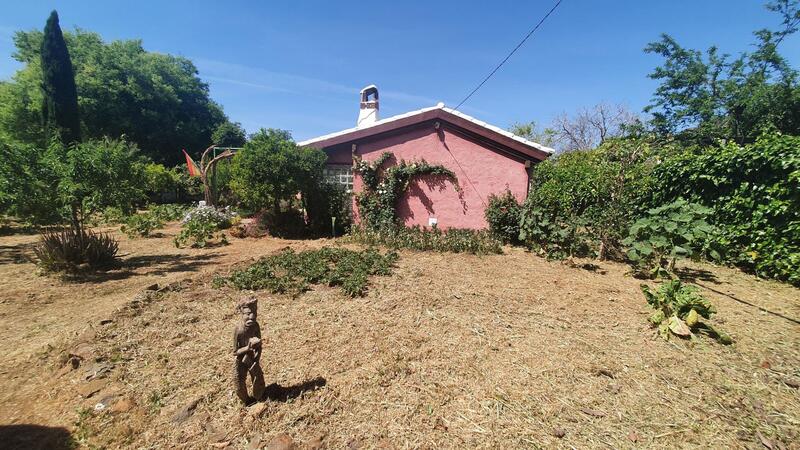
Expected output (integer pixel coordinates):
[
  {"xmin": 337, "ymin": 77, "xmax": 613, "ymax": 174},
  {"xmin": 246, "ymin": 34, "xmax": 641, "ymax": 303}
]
[
  {"xmin": 267, "ymin": 433, "xmax": 296, "ymax": 450},
  {"xmin": 594, "ymin": 368, "xmax": 615, "ymax": 378},
  {"xmin": 346, "ymin": 439, "xmax": 361, "ymax": 450},
  {"xmin": 376, "ymin": 439, "xmax": 393, "ymax": 449},
  {"xmin": 171, "ymin": 397, "xmax": 202, "ymax": 423},
  {"xmin": 69, "ymin": 342, "xmax": 95, "ymax": 362},
  {"xmin": 84, "ymin": 361, "xmax": 113, "ymax": 381},
  {"xmin": 760, "ymin": 360, "xmax": 771, "ymax": 369},
  {"xmin": 304, "ymin": 433, "xmax": 326, "ymax": 450},
  {"xmin": 247, "ymin": 433, "xmax": 263, "ymax": 450},
  {"xmin": 248, "ymin": 401, "xmax": 268, "ymax": 418},
  {"xmin": 628, "ymin": 431, "xmax": 640, "ymax": 442},
  {"xmin": 111, "ymin": 397, "xmax": 135, "ymax": 414},
  {"xmin": 145, "ymin": 283, "xmax": 160, "ymax": 291},
  {"xmin": 553, "ymin": 428, "xmax": 566, "ymax": 438},
  {"xmin": 580, "ymin": 408, "xmax": 606, "ymax": 418},
  {"xmin": 76, "ymin": 379, "xmax": 108, "ymax": 398},
  {"xmin": 99, "ymin": 318, "xmax": 114, "ymax": 325}
]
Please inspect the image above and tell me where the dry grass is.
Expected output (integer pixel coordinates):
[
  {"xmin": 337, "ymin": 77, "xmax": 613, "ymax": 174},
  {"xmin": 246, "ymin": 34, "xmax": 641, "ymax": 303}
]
[{"xmin": 0, "ymin": 224, "xmax": 798, "ymax": 449}]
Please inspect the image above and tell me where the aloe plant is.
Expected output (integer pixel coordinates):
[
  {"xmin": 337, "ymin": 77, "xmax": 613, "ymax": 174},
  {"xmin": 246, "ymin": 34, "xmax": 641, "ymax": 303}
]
[{"xmin": 641, "ymin": 280, "xmax": 732, "ymax": 344}]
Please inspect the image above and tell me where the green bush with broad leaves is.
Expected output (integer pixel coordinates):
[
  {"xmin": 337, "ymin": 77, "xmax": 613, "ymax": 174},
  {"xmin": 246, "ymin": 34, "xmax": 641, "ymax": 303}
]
[
  {"xmin": 173, "ymin": 205, "xmax": 235, "ymax": 248},
  {"xmin": 641, "ymin": 280, "xmax": 731, "ymax": 344},
  {"xmin": 651, "ymin": 132, "xmax": 800, "ymax": 285},
  {"xmin": 519, "ymin": 140, "xmax": 655, "ymax": 259},
  {"xmin": 484, "ymin": 190, "xmax": 522, "ymax": 244},
  {"xmin": 622, "ymin": 198, "xmax": 717, "ymax": 278},
  {"xmin": 215, "ymin": 247, "xmax": 398, "ymax": 297},
  {"xmin": 148, "ymin": 203, "xmax": 190, "ymax": 222},
  {"xmin": 120, "ymin": 212, "xmax": 164, "ymax": 238}
]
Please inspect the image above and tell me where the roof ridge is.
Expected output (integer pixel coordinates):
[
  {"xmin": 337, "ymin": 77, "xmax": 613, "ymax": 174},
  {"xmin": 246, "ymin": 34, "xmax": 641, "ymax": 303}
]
[{"xmin": 296, "ymin": 103, "xmax": 554, "ymax": 154}]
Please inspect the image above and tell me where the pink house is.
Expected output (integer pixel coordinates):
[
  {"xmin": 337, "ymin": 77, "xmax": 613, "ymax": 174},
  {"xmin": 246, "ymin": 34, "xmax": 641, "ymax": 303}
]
[{"xmin": 298, "ymin": 85, "xmax": 553, "ymax": 229}]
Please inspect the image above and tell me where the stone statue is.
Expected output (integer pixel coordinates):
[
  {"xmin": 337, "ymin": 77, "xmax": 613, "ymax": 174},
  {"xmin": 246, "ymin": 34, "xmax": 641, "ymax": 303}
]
[{"xmin": 233, "ymin": 297, "xmax": 265, "ymax": 404}]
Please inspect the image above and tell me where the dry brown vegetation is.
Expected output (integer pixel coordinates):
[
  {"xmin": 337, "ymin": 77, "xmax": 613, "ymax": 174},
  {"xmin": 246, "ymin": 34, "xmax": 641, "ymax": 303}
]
[{"xmin": 0, "ymin": 223, "xmax": 798, "ymax": 449}]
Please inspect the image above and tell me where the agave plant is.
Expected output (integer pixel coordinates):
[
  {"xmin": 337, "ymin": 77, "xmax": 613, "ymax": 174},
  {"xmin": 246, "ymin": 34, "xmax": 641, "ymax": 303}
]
[
  {"xmin": 34, "ymin": 229, "xmax": 119, "ymax": 272},
  {"xmin": 641, "ymin": 280, "xmax": 732, "ymax": 344}
]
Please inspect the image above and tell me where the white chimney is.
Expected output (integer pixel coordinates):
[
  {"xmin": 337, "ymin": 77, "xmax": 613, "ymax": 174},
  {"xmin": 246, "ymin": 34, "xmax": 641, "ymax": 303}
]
[{"xmin": 357, "ymin": 84, "xmax": 379, "ymax": 127}]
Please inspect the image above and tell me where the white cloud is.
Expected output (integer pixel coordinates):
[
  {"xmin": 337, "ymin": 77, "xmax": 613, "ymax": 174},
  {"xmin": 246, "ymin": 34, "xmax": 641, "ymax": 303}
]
[{"xmin": 195, "ymin": 57, "xmax": 443, "ymax": 108}]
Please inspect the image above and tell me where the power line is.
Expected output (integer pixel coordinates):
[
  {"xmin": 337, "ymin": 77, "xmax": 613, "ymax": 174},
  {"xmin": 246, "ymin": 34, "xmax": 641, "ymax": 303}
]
[{"xmin": 453, "ymin": 0, "xmax": 564, "ymax": 111}]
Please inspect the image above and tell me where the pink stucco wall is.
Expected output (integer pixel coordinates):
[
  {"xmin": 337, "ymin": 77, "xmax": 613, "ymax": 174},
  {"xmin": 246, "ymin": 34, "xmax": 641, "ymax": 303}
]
[{"xmin": 325, "ymin": 124, "xmax": 530, "ymax": 230}]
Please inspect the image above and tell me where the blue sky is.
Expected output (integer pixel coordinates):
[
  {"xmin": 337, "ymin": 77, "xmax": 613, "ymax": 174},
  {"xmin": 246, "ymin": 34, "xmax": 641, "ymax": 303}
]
[{"xmin": 1, "ymin": 1, "xmax": 798, "ymax": 141}]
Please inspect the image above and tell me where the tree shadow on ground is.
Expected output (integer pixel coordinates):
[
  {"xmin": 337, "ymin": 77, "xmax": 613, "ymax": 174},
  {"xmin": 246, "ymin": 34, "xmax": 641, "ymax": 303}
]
[
  {"xmin": 68, "ymin": 252, "xmax": 223, "ymax": 283},
  {"xmin": 0, "ymin": 424, "xmax": 73, "ymax": 450},
  {"xmin": 693, "ymin": 281, "xmax": 800, "ymax": 326},
  {"xmin": 675, "ymin": 267, "xmax": 720, "ymax": 284},
  {"xmin": 264, "ymin": 377, "xmax": 327, "ymax": 402},
  {"xmin": 0, "ymin": 242, "xmax": 37, "ymax": 264}
]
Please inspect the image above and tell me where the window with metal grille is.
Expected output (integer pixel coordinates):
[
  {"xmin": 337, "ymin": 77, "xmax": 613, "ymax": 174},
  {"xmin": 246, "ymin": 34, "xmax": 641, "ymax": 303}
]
[{"xmin": 323, "ymin": 165, "xmax": 354, "ymax": 191}]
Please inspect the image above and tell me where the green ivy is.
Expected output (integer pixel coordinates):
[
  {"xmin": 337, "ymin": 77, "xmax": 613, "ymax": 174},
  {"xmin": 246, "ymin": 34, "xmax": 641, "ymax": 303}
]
[
  {"xmin": 651, "ymin": 132, "xmax": 800, "ymax": 285},
  {"xmin": 354, "ymin": 152, "xmax": 458, "ymax": 230}
]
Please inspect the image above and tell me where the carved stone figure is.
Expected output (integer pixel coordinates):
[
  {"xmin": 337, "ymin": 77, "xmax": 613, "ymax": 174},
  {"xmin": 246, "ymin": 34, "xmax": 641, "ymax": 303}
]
[{"xmin": 233, "ymin": 297, "xmax": 265, "ymax": 404}]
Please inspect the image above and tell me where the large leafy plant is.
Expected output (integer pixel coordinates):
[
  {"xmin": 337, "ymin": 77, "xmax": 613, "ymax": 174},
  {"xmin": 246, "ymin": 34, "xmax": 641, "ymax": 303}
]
[
  {"xmin": 651, "ymin": 132, "xmax": 800, "ymax": 285},
  {"xmin": 641, "ymin": 280, "xmax": 731, "ymax": 344},
  {"xmin": 518, "ymin": 140, "xmax": 654, "ymax": 260},
  {"xmin": 622, "ymin": 198, "xmax": 716, "ymax": 278}
]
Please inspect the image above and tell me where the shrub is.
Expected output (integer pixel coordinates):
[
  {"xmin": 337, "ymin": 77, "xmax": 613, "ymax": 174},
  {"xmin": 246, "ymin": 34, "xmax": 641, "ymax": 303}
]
[
  {"xmin": 305, "ymin": 182, "xmax": 352, "ymax": 237},
  {"xmin": 641, "ymin": 280, "xmax": 731, "ymax": 344},
  {"xmin": 216, "ymin": 247, "xmax": 398, "ymax": 297},
  {"xmin": 650, "ymin": 132, "xmax": 800, "ymax": 285},
  {"xmin": 149, "ymin": 203, "xmax": 190, "ymax": 222},
  {"xmin": 34, "ymin": 228, "xmax": 119, "ymax": 272},
  {"xmin": 622, "ymin": 198, "xmax": 717, "ymax": 278},
  {"xmin": 174, "ymin": 205, "xmax": 234, "ymax": 248},
  {"xmin": 347, "ymin": 225, "xmax": 502, "ymax": 255},
  {"xmin": 484, "ymin": 190, "xmax": 522, "ymax": 244},
  {"xmin": 519, "ymin": 140, "xmax": 654, "ymax": 259},
  {"xmin": 181, "ymin": 204, "xmax": 235, "ymax": 228},
  {"xmin": 120, "ymin": 212, "xmax": 164, "ymax": 238},
  {"xmin": 258, "ymin": 209, "xmax": 307, "ymax": 239}
]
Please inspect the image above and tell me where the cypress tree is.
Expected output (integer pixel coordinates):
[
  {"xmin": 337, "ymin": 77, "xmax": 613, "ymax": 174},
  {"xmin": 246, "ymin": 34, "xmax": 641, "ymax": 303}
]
[{"xmin": 41, "ymin": 10, "xmax": 81, "ymax": 144}]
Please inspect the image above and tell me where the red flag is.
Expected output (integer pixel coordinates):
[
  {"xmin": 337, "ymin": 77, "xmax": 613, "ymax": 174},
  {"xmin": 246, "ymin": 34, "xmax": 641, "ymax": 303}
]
[{"xmin": 182, "ymin": 149, "xmax": 201, "ymax": 177}]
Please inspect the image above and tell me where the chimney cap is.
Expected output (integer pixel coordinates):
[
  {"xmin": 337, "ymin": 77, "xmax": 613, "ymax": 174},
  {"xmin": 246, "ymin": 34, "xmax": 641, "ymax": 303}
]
[{"xmin": 360, "ymin": 84, "xmax": 378, "ymax": 93}]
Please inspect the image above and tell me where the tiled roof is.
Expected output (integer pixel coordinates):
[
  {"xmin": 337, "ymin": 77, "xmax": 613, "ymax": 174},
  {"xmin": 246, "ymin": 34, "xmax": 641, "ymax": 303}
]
[{"xmin": 297, "ymin": 103, "xmax": 555, "ymax": 155}]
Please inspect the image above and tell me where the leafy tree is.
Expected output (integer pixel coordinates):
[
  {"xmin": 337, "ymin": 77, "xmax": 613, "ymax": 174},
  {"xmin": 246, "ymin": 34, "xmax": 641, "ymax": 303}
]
[
  {"xmin": 509, "ymin": 121, "xmax": 558, "ymax": 148},
  {"xmin": 644, "ymin": 0, "xmax": 800, "ymax": 144},
  {"xmin": 518, "ymin": 139, "xmax": 655, "ymax": 259},
  {"xmin": 49, "ymin": 138, "xmax": 147, "ymax": 232},
  {"xmin": 0, "ymin": 141, "xmax": 62, "ymax": 224},
  {"xmin": 40, "ymin": 10, "xmax": 81, "ymax": 144},
  {"xmin": 231, "ymin": 129, "xmax": 326, "ymax": 214},
  {"xmin": 1, "ymin": 27, "xmax": 226, "ymax": 164},
  {"xmin": 212, "ymin": 121, "xmax": 247, "ymax": 148}
]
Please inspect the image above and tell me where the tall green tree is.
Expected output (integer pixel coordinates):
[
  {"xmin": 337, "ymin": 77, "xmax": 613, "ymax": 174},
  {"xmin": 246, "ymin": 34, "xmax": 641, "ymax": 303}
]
[
  {"xmin": 644, "ymin": 0, "xmax": 800, "ymax": 145},
  {"xmin": 40, "ymin": 10, "xmax": 81, "ymax": 144},
  {"xmin": 1, "ymin": 28, "xmax": 226, "ymax": 164},
  {"xmin": 231, "ymin": 129, "xmax": 326, "ymax": 213},
  {"xmin": 212, "ymin": 121, "xmax": 247, "ymax": 147}
]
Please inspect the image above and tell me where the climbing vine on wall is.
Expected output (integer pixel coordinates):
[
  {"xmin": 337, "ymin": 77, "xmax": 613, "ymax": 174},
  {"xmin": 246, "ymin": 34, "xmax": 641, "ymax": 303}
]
[{"xmin": 354, "ymin": 152, "xmax": 458, "ymax": 230}]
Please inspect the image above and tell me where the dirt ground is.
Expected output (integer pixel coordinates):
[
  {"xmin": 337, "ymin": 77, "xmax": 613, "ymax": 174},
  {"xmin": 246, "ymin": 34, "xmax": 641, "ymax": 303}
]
[{"xmin": 0, "ymin": 223, "xmax": 798, "ymax": 449}]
